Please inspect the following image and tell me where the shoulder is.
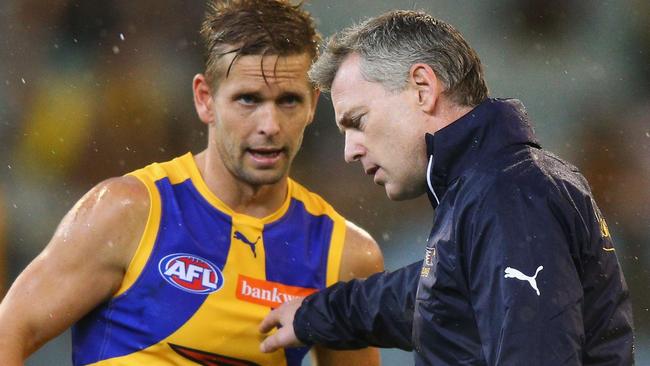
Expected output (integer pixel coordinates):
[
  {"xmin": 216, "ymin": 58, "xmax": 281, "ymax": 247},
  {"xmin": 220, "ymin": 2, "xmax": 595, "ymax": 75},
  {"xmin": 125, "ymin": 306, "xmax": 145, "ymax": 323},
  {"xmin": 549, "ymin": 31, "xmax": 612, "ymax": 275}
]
[
  {"xmin": 339, "ymin": 221, "xmax": 384, "ymax": 281},
  {"xmin": 75, "ymin": 176, "xmax": 149, "ymax": 224},
  {"xmin": 462, "ymin": 148, "xmax": 597, "ymax": 236},
  {"xmin": 466, "ymin": 148, "xmax": 571, "ymax": 204},
  {"xmin": 59, "ymin": 176, "xmax": 150, "ymax": 269},
  {"xmin": 287, "ymin": 179, "xmax": 340, "ymax": 217}
]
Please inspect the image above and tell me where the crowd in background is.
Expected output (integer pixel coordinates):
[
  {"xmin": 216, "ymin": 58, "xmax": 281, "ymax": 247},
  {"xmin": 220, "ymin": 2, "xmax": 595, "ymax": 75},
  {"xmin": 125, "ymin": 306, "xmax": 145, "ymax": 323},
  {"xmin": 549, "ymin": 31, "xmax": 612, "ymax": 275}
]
[{"xmin": 0, "ymin": 0, "xmax": 648, "ymax": 363}]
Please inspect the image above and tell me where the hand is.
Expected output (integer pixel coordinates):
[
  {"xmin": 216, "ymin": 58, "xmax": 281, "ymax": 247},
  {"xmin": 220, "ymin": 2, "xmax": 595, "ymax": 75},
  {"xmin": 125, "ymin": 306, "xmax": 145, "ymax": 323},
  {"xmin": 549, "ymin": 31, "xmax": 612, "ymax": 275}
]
[{"xmin": 259, "ymin": 297, "xmax": 304, "ymax": 353}]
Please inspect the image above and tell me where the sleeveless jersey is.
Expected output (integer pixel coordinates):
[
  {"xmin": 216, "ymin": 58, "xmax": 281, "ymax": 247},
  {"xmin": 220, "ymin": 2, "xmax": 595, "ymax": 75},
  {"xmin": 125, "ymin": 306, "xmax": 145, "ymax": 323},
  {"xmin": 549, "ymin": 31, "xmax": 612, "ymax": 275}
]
[{"xmin": 71, "ymin": 153, "xmax": 347, "ymax": 365}]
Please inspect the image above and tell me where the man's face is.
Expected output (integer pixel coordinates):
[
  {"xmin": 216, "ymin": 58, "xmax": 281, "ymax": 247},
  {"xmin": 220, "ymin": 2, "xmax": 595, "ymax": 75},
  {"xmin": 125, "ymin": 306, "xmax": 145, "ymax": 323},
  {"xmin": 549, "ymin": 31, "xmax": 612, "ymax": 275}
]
[
  {"xmin": 331, "ymin": 54, "xmax": 428, "ymax": 201},
  {"xmin": 208, "ymin": 53, "xmax": 318, "ymax": 186}
]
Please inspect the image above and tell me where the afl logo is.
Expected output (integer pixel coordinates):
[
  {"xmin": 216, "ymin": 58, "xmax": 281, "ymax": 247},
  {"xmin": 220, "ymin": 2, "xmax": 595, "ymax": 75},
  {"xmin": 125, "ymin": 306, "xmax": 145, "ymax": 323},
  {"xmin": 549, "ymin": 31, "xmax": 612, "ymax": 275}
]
[{"xmin": 158, "ymin": 253, "xmax": 224, "ymax": 294}]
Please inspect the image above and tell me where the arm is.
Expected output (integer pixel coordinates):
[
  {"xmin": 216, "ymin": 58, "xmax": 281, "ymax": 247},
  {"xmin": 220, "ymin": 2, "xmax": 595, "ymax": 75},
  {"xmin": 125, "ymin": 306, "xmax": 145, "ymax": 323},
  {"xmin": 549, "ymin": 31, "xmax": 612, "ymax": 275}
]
[
  {"xmin": 0, "ymin": 176, "xmax": 148, "ymax": 365},
  {"xmin": 466, "ymin": 183, "xmax": 585, "ymax": 365},
  {"xmin": 310, "ymin": 221, "xmax": 383, "ymax": 366},
  {"xmin": 260, "ymin": 260, "xmax": 421, "ymax": 353}
]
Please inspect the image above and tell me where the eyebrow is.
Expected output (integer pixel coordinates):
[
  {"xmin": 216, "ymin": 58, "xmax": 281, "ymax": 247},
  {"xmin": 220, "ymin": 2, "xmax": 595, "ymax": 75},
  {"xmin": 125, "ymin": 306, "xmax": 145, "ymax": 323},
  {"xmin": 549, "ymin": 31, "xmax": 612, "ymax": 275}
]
[{"xmin": 336, "ymin": 108, "xmax": 364, "ymax": 134}]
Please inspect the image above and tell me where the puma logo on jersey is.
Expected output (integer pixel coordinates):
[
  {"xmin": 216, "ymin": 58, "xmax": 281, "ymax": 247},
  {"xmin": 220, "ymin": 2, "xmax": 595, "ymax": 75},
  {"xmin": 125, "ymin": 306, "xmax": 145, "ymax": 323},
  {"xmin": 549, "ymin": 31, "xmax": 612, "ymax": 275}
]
[
  {"xmin": 504, "ymin": 265, "xmax": 544, "ymax": 296},
  {"xmin": 233, "ymin": 231, "xmax": 260, "ymax": 257},
  {"xmin": 158, "ymin": 254, "xmax": 224, "ymax": 294}
]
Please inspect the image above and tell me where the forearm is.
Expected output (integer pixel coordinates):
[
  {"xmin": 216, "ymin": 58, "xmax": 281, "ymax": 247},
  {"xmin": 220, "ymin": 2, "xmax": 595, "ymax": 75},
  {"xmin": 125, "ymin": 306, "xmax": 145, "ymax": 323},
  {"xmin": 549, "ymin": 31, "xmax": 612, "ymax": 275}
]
[
  {"xmin": 0, "ymin": 327, "xmax": 31, "ymax": 365},
  {"xmin": 311, "ymin": 345, "xmax": 380, "ymax": 366},
  {"xmin": 294, "ymin": 261, "xmax": 421, "ymax": 350}
]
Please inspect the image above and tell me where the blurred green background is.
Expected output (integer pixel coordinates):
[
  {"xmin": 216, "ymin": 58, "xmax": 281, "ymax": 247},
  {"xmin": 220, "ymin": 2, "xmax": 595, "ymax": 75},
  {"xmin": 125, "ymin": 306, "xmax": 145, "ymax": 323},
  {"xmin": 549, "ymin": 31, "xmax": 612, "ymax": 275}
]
[{"xmin": 0, "ymin": 0, "xmax": 648, "ymax": 364}]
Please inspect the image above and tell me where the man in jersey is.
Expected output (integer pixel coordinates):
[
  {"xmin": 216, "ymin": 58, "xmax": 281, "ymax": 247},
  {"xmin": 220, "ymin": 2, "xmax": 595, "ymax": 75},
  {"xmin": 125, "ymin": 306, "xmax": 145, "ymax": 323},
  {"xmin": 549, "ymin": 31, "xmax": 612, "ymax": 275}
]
[{"xmin": 0, "ymin": 1, "xmax": 383, "ymax": 365}]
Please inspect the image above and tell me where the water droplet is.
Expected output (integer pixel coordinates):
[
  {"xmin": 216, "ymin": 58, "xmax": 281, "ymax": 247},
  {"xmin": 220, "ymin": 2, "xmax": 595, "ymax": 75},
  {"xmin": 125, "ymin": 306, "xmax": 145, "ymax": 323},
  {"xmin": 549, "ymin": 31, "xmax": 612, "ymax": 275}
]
[
  {"xmin": 119, "ymin": 33, "xmax": 125, "ymax": 41},
  {"xmin": 21, "ymin": 78, "xmax": 26, "ymax": 84},
  {"xmin": 112, "ymin": 45, "xmax": 120, "ymax": 54}
]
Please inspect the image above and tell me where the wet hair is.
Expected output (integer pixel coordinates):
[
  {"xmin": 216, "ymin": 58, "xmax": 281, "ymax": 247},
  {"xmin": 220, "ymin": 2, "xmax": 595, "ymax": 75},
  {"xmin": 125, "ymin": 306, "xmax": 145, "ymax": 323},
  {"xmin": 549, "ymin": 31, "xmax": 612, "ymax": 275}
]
[
  {"xmin": 200, "ymin": 0, "xmax": 320, "ymax": 86},
  {"xmin": 309, "ymin": 10, "xmax": 488, "ymax": 106}
]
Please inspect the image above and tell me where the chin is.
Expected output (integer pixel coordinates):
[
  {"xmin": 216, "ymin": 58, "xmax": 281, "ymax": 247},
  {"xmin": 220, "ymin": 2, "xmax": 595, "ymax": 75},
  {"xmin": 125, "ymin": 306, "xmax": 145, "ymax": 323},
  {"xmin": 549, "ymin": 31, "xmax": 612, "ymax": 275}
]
[
  {"xmin": 241, "ymin": 169, "xmax": 287, "ymax": 186},
  {"xmin": 385, "ymin": 184, "xmax": 425, "ymax": 201}
]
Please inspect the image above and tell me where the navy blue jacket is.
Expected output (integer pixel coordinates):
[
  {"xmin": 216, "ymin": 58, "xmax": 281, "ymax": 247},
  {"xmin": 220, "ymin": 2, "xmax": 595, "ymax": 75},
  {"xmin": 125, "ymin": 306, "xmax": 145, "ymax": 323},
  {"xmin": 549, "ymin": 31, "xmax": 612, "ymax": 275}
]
[{"xmin": 293, "ymin": 99, "xmax": 634, "ymax": 365}]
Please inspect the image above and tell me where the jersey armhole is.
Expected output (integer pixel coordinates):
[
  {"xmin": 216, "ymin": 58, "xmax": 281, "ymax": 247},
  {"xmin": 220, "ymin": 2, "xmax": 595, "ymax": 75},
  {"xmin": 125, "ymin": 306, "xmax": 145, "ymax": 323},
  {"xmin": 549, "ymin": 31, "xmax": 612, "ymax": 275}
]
[{"xmin": 112, "ymin": 170, "xmax": 162, "ymax": 297}]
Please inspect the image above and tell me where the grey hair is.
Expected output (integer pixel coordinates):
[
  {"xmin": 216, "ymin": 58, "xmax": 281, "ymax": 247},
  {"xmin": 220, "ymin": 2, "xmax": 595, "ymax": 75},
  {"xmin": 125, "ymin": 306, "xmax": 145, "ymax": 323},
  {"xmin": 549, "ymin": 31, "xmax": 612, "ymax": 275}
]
[{"xmin": 309, "ymin": 10, "xmax": 488, "ymax": 106}]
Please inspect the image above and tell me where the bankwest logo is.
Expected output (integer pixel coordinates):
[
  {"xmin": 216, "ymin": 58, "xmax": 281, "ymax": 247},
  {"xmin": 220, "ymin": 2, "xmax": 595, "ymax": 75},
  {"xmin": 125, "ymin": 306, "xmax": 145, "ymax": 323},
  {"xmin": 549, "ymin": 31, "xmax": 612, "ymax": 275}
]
[
  {"xmin": 236, "ymin": 275, "xmax": 317, "ymax": 308},
  {"xmin": 158, "ymin": 253, "xmax": 224, "ymax": 294}
]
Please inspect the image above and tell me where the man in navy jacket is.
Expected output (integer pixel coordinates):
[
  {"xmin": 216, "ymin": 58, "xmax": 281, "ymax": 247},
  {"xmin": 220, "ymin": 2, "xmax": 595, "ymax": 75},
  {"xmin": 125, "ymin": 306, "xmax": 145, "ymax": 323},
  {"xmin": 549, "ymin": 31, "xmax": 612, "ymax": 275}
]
[{"xmin": 260, "ymin": 10, "xmax": 634, "ymax": 365}]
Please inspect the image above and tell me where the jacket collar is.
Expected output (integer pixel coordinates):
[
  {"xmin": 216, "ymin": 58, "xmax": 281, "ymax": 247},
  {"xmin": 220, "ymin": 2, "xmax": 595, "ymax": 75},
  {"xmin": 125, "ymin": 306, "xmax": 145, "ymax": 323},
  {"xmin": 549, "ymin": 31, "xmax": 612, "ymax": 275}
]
[{"xmin": 425, "ymin": 98, "xmax": 540, "ymax": 208}]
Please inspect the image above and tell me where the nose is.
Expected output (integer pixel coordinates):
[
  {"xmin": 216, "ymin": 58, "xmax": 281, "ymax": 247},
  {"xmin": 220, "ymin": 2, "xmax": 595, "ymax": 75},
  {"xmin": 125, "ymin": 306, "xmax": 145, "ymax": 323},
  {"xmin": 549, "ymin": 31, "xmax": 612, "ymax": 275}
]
[
  {"xmin": 344, "ymin": 131, "xmax": 365, "ymax": 163},
  {"xmin": 257, "ymin": 104, "xmax": 281, "ymax": 137}
]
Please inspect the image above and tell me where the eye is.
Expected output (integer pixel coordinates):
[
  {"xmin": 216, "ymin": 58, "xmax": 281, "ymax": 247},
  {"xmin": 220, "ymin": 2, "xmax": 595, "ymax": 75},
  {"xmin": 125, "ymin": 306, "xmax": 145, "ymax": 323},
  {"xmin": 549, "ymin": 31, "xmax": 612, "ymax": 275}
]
[
  {"xmin": 277, "ymin": 94, "xmax": 303, "ymax": 108},
  {"xmin": 352, "ymin": 114, "xmax": 367, "ymax": 130},
  {"xmin": 235, "ymin": 94, "xmax": 259, "ymax": 106}
]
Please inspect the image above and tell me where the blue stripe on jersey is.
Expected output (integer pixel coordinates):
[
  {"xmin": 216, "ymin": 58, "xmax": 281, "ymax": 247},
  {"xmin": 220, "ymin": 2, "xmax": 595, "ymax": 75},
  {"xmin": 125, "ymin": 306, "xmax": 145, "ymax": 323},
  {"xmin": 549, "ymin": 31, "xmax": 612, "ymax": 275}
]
[
  {"xmin": 263, "ymin": 198, "xmax": 334, "ymax": 366},
  {"xmin": 263, "ymin": 198, "xmax": 333, "ymax": 288},
  {"xmin": 72, "ymin": 178, "xmax": 233, "ymax": 365}
]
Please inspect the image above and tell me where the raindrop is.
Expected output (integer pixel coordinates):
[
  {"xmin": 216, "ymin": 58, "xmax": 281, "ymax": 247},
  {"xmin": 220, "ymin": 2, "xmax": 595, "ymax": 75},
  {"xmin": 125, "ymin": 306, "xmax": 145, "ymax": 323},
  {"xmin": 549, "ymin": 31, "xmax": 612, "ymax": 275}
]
[
  {"xmin": 119, "ymin": 33, "xmax": 125, "ymax": 41},
  {"xmin": 7, "ymin": 164, "xmax": 11, "ymax": 169},
  {"xmin": 112, "ymin": 46, "xmax": 120, "ymax": 54},
  {"xmin": 21, "ymin": 78, "xmax": 26, "ymax": 84}
]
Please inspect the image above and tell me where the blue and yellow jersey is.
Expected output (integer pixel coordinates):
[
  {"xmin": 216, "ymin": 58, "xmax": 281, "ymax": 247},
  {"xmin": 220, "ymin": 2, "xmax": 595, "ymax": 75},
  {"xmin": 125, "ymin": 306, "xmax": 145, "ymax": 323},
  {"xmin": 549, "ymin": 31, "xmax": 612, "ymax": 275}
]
[{"xmin": 71, "ymin": 153, "xmax": 347, "ymax": 366}]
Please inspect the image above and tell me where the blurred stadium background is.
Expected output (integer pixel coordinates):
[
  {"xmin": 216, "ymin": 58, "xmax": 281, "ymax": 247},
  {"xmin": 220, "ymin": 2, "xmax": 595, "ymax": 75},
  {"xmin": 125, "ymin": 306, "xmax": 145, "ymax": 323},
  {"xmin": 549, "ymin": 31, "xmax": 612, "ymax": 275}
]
[{"xmin": 0, "ymin": 0, "xmax": 648, "ymax": 364}]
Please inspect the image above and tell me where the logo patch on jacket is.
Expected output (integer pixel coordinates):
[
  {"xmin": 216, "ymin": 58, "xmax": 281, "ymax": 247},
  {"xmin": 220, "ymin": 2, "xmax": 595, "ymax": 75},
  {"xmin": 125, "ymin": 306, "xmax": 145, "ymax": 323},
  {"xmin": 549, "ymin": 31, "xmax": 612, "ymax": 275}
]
[{"xmin": 158, "ymin": 253, "xmax": 224, "ymax": 294}]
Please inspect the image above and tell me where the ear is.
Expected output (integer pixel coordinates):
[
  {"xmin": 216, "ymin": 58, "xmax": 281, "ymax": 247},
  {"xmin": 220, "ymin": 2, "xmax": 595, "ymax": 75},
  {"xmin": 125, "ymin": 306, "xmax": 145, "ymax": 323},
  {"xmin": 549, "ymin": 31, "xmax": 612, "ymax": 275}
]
[
  {"xmin": 193, "ymin": 74, "xmax": 215, "ymax": 125},
  {"xmin": 305, "ymin": 88, "xmax": 321, "ymax": 126},
  {"xmin": 409, "ymin": 63, "xmax": 442, "ymax": 114}
]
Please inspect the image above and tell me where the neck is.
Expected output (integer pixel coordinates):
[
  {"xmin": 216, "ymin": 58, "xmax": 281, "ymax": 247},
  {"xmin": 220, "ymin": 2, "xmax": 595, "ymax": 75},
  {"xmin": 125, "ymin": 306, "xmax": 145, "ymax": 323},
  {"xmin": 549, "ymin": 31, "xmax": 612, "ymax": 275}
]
[
  {"xmin": 194, "ymin": 150, "xmax": 288, "ymax": 218},
  {"xmin": 428, "ymin": 97, "xmax": 474, "ymax": 134}
]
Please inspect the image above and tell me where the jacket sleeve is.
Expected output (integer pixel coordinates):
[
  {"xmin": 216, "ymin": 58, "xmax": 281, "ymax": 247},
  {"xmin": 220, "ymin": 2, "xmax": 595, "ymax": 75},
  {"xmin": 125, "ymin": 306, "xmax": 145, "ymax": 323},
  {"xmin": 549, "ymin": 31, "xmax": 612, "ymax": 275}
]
[
  {"xmin": 465, "ymin": 182, "xmax": 586, "ymax": 365},
  {"xmin": 293, "ymin": 260, "xmax": 422, "ymax": 351}
]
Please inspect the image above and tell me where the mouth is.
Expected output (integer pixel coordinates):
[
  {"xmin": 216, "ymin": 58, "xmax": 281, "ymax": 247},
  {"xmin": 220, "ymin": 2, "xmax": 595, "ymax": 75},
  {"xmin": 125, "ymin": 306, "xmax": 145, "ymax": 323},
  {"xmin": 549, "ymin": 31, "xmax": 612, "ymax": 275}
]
[
  {"xmin": 364, "ymin": 166, "xmax": 379, "ymax": 176},
  {"xmin": 247, "ymin": 147, "xmax": 285, "ymax": 166}
]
